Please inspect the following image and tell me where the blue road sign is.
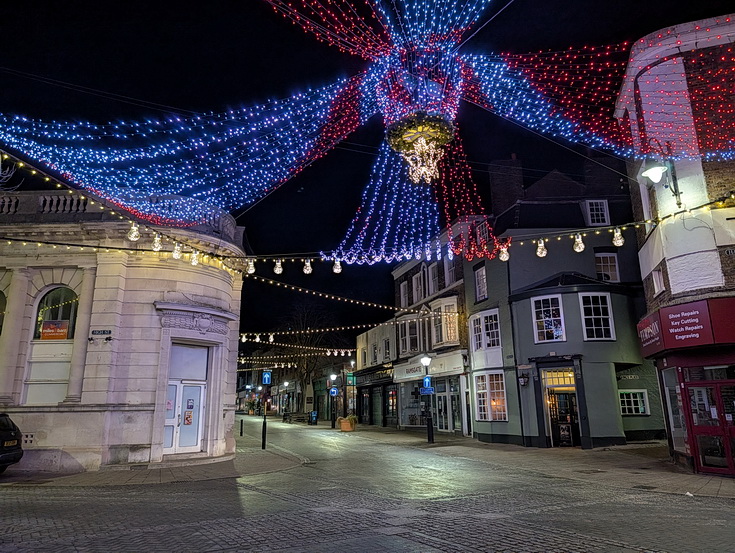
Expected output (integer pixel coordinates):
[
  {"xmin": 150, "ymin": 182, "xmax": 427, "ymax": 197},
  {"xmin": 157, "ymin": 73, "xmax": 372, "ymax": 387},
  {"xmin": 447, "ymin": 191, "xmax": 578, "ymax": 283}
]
[
  {"xmin": 422, "ymin": 376, "xmax": 432, "ymax": 388},
  {"xmin": 419, "ymin": 387, "xmax": 434, "ymax": 395},
  {"xmin": 262, "ymin": 371, "xmax": 272, "ymax": 385},
  {"xmin": 329, "ymin": 386, "xmax": 339, "ymax": 397}
]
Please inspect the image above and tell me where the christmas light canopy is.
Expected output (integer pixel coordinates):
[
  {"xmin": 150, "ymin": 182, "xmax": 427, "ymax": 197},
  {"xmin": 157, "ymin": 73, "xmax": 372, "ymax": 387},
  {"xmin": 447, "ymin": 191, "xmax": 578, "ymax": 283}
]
[{"xmin": 2, "ymin": 2, "xmax": 733, "ymax": 263}]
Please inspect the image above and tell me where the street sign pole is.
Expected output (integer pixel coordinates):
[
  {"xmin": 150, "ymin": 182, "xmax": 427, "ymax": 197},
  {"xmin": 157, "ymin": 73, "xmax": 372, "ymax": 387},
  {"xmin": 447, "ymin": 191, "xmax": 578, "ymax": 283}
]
[
  {"xmin": 424, "ymin": 394, "xmax": 434, "ymax": 444},
  {"xmin": 262, "ymin": 400, "xmax": 267, "ymax": 450}
]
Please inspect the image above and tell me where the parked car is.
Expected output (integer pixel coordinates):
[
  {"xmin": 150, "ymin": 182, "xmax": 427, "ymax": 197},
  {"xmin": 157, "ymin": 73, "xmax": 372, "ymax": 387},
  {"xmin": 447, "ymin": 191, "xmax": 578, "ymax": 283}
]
[{"xmin": 0, "ymin": 413, "xmax": 23, "ymax": 473}]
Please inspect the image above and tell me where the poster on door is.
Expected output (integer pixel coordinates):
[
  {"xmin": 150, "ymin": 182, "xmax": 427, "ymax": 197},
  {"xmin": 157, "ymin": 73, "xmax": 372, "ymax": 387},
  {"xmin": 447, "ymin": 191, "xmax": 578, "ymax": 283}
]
[{"xmin": 184, "ymin": 411, "xmax": 193, "ymax": 425}]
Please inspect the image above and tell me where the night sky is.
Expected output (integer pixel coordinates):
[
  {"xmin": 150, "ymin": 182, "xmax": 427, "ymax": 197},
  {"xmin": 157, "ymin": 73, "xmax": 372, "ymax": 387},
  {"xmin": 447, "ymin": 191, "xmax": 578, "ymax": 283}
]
[{"xmin": 1, "ymin": 1, "xmax": 733, "ymax": 336}]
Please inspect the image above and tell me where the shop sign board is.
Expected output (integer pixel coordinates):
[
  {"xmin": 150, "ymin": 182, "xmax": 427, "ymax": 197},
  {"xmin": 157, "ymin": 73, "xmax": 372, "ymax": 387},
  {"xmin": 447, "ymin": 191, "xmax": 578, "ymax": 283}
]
[{"xmin": 659, "ymin": 300, "xmax": 713, "ymax": 349}]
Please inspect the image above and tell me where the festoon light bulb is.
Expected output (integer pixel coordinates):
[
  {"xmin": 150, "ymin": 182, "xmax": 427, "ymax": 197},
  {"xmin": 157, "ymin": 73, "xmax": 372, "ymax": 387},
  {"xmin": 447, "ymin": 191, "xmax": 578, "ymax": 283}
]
[
  {"xmin": 274, "ymin": 260, "xmax": 283, "ymax": 274},
  {"xmin": 573, "ymin": 233, "xmax": 585, "ymax": 253},
  {"xmin": 152, "ymin": 233, "xmax": 162, "ymax": 252},
  {"xmin": 536, "ymin": 239, "xmax": 547, "ymax": 258},
  {"xmin": 498, "ymin": 246, "xmax": 510, "ymax": 262},
  {"xmin": 612, "ymin": 227, "xmax": 625, "ymax": 247},
  {"xmin": 172, "ymin": 242, "xmax": 183, "ymax": 259},
  {"xmin": 303, "ymin": 259, "xmax": 312, "ymax": 274},
  {"xmin": 127, "ymin": 222, "xmax": 141, "ymax": 242},
  {"xmin": 332, "ymin": 260, "xmax": 342, "ymax": 274}
]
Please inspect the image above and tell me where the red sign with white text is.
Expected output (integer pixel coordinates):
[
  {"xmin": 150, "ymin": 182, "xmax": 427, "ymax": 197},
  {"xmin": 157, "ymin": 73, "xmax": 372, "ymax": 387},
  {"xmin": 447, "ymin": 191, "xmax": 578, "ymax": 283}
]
[
  {"xmin": 659, "ymin": 300, "xmax": 713, "ymax": 349},
  {"xmin": 637, "ymin": 311, "xmax": 663, "ymax": 358}
]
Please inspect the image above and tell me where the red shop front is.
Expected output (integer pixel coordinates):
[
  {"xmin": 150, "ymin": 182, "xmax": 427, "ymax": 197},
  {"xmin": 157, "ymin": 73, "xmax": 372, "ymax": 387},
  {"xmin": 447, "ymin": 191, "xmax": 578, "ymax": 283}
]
[{"xmin": 638, "ymin": 298, "xmax": 735, "ymax": 475}]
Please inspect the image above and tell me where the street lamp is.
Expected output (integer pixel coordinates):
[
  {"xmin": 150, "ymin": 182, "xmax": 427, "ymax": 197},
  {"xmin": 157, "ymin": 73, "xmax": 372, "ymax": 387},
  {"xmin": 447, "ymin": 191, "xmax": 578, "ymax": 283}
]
[
  {"xmin": 642, "ymin": 139, "xmax": 682, "ymax": 208},
  {"xmin": 420, "ymin": 356, "xmax": 434, "ymax": 444}
]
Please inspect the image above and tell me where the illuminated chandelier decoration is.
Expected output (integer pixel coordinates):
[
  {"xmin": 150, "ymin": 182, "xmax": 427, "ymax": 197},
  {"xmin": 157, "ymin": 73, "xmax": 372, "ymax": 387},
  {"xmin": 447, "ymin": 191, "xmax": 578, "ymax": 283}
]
[{"xmin": 1, "ymin": 1, "xmax": 733, "ymax": 262}]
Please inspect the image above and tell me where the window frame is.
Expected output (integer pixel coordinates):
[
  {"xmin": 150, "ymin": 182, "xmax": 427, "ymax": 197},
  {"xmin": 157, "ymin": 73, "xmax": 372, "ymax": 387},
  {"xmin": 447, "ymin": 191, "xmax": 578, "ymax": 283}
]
[
  {"xmin": 474, "ymin": 371, "xmax": 508, "ymax": 422},
  {"xmin": 474, "ymin": 265, "xmax": 487, "ymax": 302},
  {"xmin": 33, "ymin": 285, "xmax": 79, "ymax": 340},
  {"xmin": 412, "ymin": 272, "xmax": 424, "ymax": 304},
  {"xmin": 429, "ymin": 297, "xmax": 459, "ymax": 347},
  {"xmin": 444, "ymin": 258, "xmax": 455, "ymax": 286},
  {"xmin": 399, "ymin": 281, "xmax": 409, "ymax": 308},
  {"xmin": 469, "ymin": 309, "xmax": 501, "ymax": 351},
  {"xmin": 585, "ymin": 199, "xmax": 610, "ymax": 226},
  {"xmin": 531, "ymin": 294, "xmax": 566, "ymax": 343},
  {"xmin": 595, "ymin": 252, "xmax": 620, "ymax": 283},
  {"xmin": 428, "ymin": 263, "xmax": 439, "ymax": 296},
  {"xmin": 578, "ymin": 292, "xmax": 616, "ymax": 341},
  {"xmin": 619, "ymin": 389, "xmax": 650, "ymax": 416},
  {"xmin": 398, "ymin": 318, "xmax": 420, "ymax": 355},
  {"xmin": 652, "ymin": 268, "xmax": 665, "ymax": 296},
  {"xmin": 383, "ymin": 338, "xmax": 391, "ymax": 361}
]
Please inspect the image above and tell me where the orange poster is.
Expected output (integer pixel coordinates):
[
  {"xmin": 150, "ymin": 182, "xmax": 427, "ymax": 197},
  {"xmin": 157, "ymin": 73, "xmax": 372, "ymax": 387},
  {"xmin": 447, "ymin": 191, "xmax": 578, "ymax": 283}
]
[{"xmin": 41, "ymin": 321, "xmax": 69, "ymax": 340}]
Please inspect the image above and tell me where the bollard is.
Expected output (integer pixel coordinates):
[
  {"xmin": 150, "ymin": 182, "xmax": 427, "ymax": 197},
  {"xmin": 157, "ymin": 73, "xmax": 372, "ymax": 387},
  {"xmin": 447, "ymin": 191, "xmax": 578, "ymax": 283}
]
[{"xmin": 240, "ymin": 419, "xmax": 243, "ymax": 436}]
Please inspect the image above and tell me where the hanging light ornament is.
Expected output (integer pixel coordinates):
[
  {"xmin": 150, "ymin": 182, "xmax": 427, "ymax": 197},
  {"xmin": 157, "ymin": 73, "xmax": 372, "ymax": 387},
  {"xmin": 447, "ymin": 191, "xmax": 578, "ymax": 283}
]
[
  {"xmin": 573, "ymin": 234, "xmax": 585, "ymax": 253},
  {"xmin": 387, "ymin": 114, "xmax": 454, "ymax": 184},
  {"xmin": 274, "ymin": 259, "xmax": 283, "ymax": 274},
  {"xmin": 269, "ymin": 333, "xmax": 274, "ymax": 343},
  {"xmin": 498, "ymin": 246, "xmax": 510, "ymax": 262},
  {"xmin": 332, "ymin": 260, "xmax": 342, "ymax": 274},
  {"xmin": 612, "ymin": 228, "xmax": 625, "ymax": 247},
  {"xmin": 127, "ymin": 222, "xmax": 141, "ymax": 242},
  {"xmin": 190, "ymin": 251, "xmax": 200, "ymax": 266},
  {"xmin": 255, "ymin": 334, "xmax": 261, "ymax": 343},
  {"xmin": 536, "ymin": 239, "xmax": 547, "ymax": 258},
  {"xmin": 303, "ymin": 259, "xmax": 312, "ymax": 274},
  {"xmin": 246, "ymin": 258, "xmax": 256, "ymax": 274},
  {"xmin": 172, "ymin": 242, "xmax": 183, "ymax": 260},
  {"xmin": 151, "ymin": 233, "xmax": 163, "ymax": 252}
]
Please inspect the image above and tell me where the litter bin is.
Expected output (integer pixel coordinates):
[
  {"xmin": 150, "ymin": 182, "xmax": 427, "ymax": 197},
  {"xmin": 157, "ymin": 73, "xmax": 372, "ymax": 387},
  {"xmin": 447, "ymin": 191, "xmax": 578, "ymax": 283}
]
[{"xmin": 309, "ymin": 411, "xmax": 318, "ymax": 425}]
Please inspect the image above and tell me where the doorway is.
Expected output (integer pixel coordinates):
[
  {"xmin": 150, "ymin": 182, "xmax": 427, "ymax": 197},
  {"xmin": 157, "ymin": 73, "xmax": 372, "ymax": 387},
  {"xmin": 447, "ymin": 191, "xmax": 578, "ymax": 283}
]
[
  {"xmin": 686, "ymin": 383, "xmax": 735, "ymax": 474},
  {"xmin": 542, "ymin": 369, "xmax": 579, "ymax": 447},
  {"xmin": 163, "ymin": 344, "xmax": 208, "ymax": 455},
  {"xmin": 164, "ymin": 382, "xmax": 206, "ymax": 453}
]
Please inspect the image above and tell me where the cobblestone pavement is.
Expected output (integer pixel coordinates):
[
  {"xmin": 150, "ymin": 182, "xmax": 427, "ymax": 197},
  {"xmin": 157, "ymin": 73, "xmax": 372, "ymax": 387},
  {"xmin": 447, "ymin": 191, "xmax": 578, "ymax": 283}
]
[{"xmin": 1, "ymin": 416, "xmax": 734, "ymax": 552}]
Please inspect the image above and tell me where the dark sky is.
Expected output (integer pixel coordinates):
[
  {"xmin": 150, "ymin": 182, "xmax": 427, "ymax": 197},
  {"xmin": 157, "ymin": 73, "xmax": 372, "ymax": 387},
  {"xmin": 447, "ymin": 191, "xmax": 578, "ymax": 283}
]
[{"xmin": 1, "ymin": 1, "xmax": 733, "ymax": 335}]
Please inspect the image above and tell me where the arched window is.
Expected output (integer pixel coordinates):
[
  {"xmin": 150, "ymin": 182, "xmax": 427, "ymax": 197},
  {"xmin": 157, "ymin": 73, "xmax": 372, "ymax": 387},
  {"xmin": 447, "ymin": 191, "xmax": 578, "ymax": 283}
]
[
  {"xmin": 33, "ymin": 286, "xmax": 78, "ymax": 340},
  {"xmin": 0, "ymin": 291, "xmax": 6, "ymax": 335}
]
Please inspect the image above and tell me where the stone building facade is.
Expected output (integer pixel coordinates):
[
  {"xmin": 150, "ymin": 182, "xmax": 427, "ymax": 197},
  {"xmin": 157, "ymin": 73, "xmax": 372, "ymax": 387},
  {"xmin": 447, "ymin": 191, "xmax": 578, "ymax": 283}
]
[{"xmin": 0, "ymin": 190, "xmax": 244, "ymax": 472}]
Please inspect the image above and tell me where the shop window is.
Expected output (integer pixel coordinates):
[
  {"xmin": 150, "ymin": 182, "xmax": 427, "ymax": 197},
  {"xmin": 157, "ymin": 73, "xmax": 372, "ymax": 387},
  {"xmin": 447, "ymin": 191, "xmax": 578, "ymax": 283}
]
[
  {"xmin": 619, "ymin": 390, "xmax": 649, "ymax": 415},
  {"xmin": 578, "ymin": 293, "xmax": 615, "ymax": 340},
  {"xmin": 475, "ymin": 371, "xmax": 507, "ymax": 421},
  {"xmin": 475, "ymin": 265, "xmax": 487, "ymax": 302},
  {"xmin": 585, "ymin": 199, "xmax": 609, "ymax": 226},
  {"xmin": 33, "ymin": 286, "xmax": 78, "ymax": 339},
  {"xmin": 595, "ymin": 253, "xmax": 619, "ymax": 283},
  {"xmin": 532, "ymin": 294, "xmax": 565, "ymax": 343}
]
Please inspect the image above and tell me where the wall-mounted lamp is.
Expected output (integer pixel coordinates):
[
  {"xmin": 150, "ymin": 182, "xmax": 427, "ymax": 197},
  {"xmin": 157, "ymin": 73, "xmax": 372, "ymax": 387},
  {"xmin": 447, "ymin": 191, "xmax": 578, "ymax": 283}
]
[
  {"xmin": 642, "ymin": 139, "xmax": 682, "ymax": 208},
  {"xmin": 104, "ymin": 336, "xmax": 113, "ymax": 342},
  {"xmin": 518, "ymin": 373, "xmax": 530, "ymax": 387},
  {"xmin": 88, "ymin": 337, "xmax": 94, "ymax": 343}
]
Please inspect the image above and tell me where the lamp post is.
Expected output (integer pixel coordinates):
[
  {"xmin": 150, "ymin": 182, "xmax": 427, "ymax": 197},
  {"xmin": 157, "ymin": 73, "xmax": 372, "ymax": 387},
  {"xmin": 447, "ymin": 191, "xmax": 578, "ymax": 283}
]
[
  {"xmin": 420, "ymin": 355, "xmax": 434, "ymax": 444},
  {"xmin": 330, "ymin": 373, "xmax": 338, "ymax": 428}
]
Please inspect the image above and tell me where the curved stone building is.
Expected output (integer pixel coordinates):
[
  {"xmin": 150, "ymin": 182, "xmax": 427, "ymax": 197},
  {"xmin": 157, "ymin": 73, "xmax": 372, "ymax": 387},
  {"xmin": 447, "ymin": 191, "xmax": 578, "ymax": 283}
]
[{"xmin": 0, "ymin": 189, "xmax": 244, "ymax": 472}]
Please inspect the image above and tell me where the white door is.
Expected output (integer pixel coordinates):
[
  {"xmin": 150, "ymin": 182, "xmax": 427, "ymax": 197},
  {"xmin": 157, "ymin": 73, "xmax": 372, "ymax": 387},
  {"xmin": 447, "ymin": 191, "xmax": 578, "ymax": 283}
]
[
  {"xmin": 163, "ymin": 344, "xmax": 209, "ymax": 454},
  {"xmin": 164, "ymin": 381, "xmax": 206, "ymax": 454}
]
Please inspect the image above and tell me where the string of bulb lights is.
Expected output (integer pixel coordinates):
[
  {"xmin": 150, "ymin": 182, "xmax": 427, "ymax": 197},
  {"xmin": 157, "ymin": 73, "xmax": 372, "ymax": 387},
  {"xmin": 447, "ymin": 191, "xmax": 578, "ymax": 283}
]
[
  {"xmin": 4, "ymin": 2, "xmax": 733, "ymax": 267},
  {"xmin": 4, "ymin": 147, "xmax": 734, "ymax": 270}
]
